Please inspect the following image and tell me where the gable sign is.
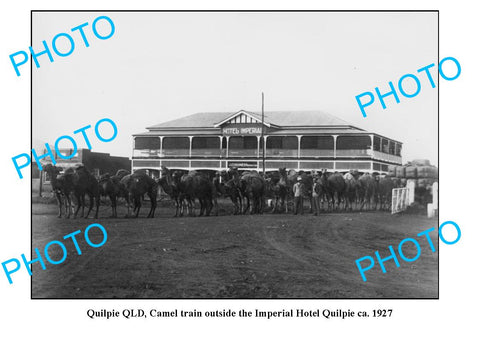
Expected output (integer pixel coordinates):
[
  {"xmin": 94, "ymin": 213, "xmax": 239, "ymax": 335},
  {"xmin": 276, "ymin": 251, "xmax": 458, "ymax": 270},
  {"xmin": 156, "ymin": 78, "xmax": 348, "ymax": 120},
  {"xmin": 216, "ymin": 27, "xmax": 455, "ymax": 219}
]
[
  {"xmin": 214, "ymin": 110, "xmax": 271, "ymax": 129},
  {"xmin": 222, "ymin": 123, "xmax": 263, "ymax": 136}
]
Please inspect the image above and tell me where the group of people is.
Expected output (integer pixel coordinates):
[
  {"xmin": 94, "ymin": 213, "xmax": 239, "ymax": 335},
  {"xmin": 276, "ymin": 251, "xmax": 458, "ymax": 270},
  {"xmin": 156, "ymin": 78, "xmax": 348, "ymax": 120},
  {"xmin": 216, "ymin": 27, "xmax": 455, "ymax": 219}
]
[{"xmin": 292, "ymin": 174, "xmax": 324, "ymax": 215}]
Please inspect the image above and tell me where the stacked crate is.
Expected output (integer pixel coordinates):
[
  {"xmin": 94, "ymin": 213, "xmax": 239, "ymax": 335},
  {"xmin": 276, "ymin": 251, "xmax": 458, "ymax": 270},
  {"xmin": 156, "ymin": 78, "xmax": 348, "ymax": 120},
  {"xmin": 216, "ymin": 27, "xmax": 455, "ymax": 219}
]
[{"xmin": 388, "ymin": 159, "xmax": 438, "ymax": 188}]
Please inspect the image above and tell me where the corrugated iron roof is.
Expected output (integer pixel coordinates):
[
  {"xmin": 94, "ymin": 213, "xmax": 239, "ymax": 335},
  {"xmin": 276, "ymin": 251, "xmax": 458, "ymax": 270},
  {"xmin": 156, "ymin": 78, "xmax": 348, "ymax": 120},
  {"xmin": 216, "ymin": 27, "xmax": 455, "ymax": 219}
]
[
  {"xmin": 134, "ymin": 127, "xmax": 364, "ymax": 137},
  {"xmin": 267, "ymin": 128, "xmax": 366, "ymax": 135},
  {"xmin": 133, "ymin": 129, "xmax": 219, "ymax": 136},
  {"xmin": 147, "ymin": 110, "xmax": 361, "ymax": 130}
]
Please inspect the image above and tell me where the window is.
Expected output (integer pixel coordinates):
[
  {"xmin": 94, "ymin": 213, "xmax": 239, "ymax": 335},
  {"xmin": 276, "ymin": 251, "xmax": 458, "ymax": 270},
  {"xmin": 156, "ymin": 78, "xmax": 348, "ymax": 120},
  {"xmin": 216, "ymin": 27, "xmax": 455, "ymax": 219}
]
[
  {"xmin": 54, "ymin": 148, "xmax": 76, "ymax": 159},
  {"xmin": 373, "ymin": 136, "xmax": 381, "ymax": 151},
  {"xmin": 267, "ymin": 136, "xmax": 298, "ymax": 149},
  {"xmin": 300, "ymin": 136, "xmax": 334, "ymax": 150},
  {"xmin": 381, "ymin": 138, "xmax": 389, "ymax": 153},
  {"xmin": 300, "ymin": 136, "xmax": 317, "ymax": 149},
  {"xmin": 395, "ymin": 143, "xmax": 402, "ymax": 156},
  {"xmin": 389, "ymin": 141, "xmax": 396, "ymax": 155},
  {"xmin": 163, "ymin": 137, "xmax": 189, "ymax": 149},
  {"xmin": 135, "ymin": 137, "xmax": 160, "ymax": 149},
  {"xmin": 244, "ymin": 136, "xmax": 258, "ymax": 149},
  {"xmin": 192, "ymin": 137, "xmax": 220, "ymax": 149},
  {"xmin": 283, "ymin": 136, "xmax": 298, "ymax": 149},
  {"xmin": 266, "ymin": 136, "xmax": 282, "ymax": 149},
  {"xmin": 336, "ymin": 136, "xmax": 371, "ymax": 150},
  {"xmin": 229, "ymin": 137, "xmax": 243, "ymax": 149},
  {"xmin": 229, "ymin": 136, "xmax": 258, "ymax": 149}
]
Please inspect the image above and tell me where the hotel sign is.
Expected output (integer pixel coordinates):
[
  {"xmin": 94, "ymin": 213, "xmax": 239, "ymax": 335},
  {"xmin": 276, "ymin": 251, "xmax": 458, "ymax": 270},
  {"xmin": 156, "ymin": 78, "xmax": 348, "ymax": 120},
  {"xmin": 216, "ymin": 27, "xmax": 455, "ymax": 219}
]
[
  {"xmin": 228, "ymin": 161, "xmax": 258, "ymax": 168},
  {"xmin": 222, "ymin": 123, "xmax": 263, "ymax": 136}
]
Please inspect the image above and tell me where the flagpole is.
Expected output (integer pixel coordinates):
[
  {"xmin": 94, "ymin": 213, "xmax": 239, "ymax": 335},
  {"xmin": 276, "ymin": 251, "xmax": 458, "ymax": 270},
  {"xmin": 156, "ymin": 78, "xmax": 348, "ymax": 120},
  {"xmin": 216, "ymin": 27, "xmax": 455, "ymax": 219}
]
[{"xmin": 261, "ymin": 92, "xmax": 265, "ymax": 177}]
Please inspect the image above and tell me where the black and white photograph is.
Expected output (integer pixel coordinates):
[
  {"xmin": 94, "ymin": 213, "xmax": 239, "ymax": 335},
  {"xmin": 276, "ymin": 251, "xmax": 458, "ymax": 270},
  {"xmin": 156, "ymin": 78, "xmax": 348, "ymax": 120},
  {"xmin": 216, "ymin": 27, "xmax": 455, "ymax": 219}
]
[
  {"xmin": 4, "ymin": 1, "xmax": 480, "ymax": 338},
  {"xmin": 30, "ymin": 11, "xmax": 439, "ymax": 299}
]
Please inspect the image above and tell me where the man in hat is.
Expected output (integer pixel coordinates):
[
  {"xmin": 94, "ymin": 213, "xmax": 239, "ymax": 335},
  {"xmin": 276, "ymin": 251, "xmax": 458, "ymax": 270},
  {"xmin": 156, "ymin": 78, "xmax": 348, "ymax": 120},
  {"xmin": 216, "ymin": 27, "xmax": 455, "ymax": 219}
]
[
  {"xmin": 312, "ymin": 173, "xmax": 321, "ymax": 216},
  {"xmin": 293, "ymin": 176, "xmax": 304, "ymax": 215}
]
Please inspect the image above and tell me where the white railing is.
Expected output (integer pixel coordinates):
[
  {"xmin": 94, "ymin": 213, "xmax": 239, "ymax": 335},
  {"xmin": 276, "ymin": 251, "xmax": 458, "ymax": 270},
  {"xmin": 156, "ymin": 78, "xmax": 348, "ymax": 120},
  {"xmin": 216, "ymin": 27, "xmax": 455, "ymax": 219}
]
[
  {"xmin": 391, "ymin": 180, "xmax": 415, "ymax": 214},
  {"xmin": 392, "ymin": 188, "xmax": 410, "ymax": 214},
  {"xmin": 372, "ymin": 150, "xmax": 402, "ymax": 164},
  {"xmin": 133, "ymin": 149, "xmax": 161, "ymax": 158}
]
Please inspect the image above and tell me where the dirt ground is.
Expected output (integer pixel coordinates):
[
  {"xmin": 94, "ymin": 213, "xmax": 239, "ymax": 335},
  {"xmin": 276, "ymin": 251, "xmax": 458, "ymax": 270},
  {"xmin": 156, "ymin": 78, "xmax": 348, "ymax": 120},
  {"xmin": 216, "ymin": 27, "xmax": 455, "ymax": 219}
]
[{"xmin": 31, "ymin": 199, "xmax": 438, "ymax": 299}]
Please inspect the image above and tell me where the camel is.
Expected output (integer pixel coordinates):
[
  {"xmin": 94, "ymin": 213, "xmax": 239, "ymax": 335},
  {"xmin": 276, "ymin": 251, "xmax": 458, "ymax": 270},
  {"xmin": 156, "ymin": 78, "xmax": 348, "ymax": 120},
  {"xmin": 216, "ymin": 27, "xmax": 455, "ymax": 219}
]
[
  {"xmin": 240, "ymin": 171, "xmax": 265, "ymax": 214},
  {"xmin": 377, "ymin": 175, "xmax": 395, "ymax": 211},
  {"xmin": 72, "ymin": 165, "xmax": 100, "ymax": 219},
  {"xmin": 210, "ymin": 172, "xmax": 221, "ymax": 216},
  {"xmin": 180, "ymin": 171, "xmax": 215, "ymax": 217},
  {"xmin": 358, "ymin": 172, "xmax": 377, "ymax": 211},
  {"xmin": 120, "ymin": 170, "xmax": 158, "ymax": 218},
  {"xmin": 219, "ymin": 168, "xmax": 244, "ymax": 215},
  {"xmin": 265, "ymin": 172, "xmax": 288, "ymax": 214},
  {"xmin": 98, "ymin": 169, "xmax": 130, "ymax": 218},
  {"xmin": 158, "ymin": 166, "xmax": 187, "ymax": 217},
  {"xmin": 315, "ymin": 170, "xmax": 332, "ymax": 211},
  {"xmin": 159, "ymin": 167, "xmax": 218, "ymax": 217},
  {"xmin": 43, "ymin": 164, "xmax": 74, "ymax": 218},
  {"xmin": 316, "ymin": 170, "xmax": 346, "ymax": 211},
  {"xmin": 275, "ymin": 168, "xmax": 293, "ymax": 213},
  {"xmin": 327, "ymin": 171, "xmax": 347, "ymax": 211},
  {"xmin": 343, "ymin": 171, "xmax": 362, "ymax": 211}
]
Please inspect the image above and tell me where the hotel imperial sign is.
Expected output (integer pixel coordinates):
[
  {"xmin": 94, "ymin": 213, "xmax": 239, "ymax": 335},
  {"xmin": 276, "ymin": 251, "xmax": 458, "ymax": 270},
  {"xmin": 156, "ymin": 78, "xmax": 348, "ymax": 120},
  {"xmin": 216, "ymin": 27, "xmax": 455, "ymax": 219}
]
[{"xmin": 222, "ymin": 124, "xmax": 263, "ymax": 136}]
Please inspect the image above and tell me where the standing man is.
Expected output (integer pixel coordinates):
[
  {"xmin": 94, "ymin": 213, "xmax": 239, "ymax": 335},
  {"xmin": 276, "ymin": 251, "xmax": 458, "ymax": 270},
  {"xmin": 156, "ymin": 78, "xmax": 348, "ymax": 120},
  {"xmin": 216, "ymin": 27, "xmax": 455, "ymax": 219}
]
[
  {"xmin": 312, "ymin": 174, "xmax": 321, "ymax": 216},
  {"xmin": 293, "ymin": 176, "xmax": 304, "ymax": 215}
]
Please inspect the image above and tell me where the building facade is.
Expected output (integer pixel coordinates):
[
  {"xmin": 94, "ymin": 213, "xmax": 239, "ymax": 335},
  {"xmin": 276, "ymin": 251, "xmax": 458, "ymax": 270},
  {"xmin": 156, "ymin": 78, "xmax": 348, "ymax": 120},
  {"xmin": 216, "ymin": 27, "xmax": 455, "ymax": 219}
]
[
  {"xmin": 36, "ymin": 148, "xmax": 131, "ymax": 196},
  {"xmin": 132, "ymin": 110, "xmax": 402, "ymax": 174},
  {"xmin": 40, "ymin": 148, "xmax": 131, "ymax": 179}
]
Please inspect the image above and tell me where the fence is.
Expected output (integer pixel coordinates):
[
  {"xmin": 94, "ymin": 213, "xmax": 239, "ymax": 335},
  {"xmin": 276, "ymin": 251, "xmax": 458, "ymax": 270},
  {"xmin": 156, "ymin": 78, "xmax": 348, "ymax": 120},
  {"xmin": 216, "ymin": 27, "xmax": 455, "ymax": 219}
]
[{"xmin": 391, "ymin": 180, "xmax": 415, "ymax": 214}]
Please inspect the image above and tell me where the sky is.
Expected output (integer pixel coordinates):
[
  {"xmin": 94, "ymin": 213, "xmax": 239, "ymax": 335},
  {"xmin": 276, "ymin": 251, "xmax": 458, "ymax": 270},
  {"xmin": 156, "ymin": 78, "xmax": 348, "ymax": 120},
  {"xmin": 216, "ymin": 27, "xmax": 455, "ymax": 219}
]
[{"xmin": 32, "ymin": 11, "xmax": 438, "ymax": 164}]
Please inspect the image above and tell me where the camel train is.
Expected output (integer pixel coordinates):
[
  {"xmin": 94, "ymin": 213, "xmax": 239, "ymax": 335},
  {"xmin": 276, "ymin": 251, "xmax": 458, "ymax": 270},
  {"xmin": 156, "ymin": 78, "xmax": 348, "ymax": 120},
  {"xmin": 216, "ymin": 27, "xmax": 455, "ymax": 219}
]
[
  {"xmin": 44, "ymin": 163, "xmax": 158, "ymax": 219},
  {"xmin": 43, "ymin": 162, "xmax": 402, "ymax": 219}
]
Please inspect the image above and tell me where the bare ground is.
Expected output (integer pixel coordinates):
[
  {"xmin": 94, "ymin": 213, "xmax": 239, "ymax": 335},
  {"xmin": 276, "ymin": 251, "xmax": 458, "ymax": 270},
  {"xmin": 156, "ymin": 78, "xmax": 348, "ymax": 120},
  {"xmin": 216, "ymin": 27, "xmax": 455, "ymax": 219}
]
[{"xmin": 31, "ymin": 200, "xmax": 438, "ymax": 298}]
